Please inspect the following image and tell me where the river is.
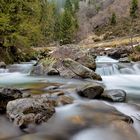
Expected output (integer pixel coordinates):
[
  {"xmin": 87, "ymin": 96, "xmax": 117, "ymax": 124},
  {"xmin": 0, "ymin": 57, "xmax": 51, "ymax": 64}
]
[{"xmin": 0, "ymin": 56, "xmax": 140, "ymax": 140}]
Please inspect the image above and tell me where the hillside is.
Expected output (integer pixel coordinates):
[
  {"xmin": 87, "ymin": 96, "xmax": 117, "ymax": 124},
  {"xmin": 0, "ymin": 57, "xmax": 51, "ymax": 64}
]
[{"xmin": 77, "ymin": 0, "xmax": 140, "ymax": 41}]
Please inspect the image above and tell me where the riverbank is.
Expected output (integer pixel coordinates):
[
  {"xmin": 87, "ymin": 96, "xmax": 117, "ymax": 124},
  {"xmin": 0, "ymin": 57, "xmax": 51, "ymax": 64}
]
[{"xmin": 0, "ymin": 46, "xmax": 37, "ymax": 64}]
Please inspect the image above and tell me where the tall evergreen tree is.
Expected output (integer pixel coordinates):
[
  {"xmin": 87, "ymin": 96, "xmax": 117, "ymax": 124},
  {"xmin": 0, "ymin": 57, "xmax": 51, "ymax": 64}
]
[
  {"xmin": 64, "ymin": 0, "xmax": 73, "ymax": 12},
  {"xmin": 110, "ymin": 12, "xmax": 117, "ymax": 25},
  {"xmin": 0, "ymin": 0, "xmax": 80, "ymax": 47},
  {"xmin": 59, "ymin": 0, "xmax": 79, "ymax": 45},
  {"xmin": 130, "ymin": 0, "xmax": 138, "ymax": 18},
  {"xmin": 0, "ymin": 0, "xmax": 42, "ymax": 47},
  {"xmin": 74, "ymin": 0, "xmax": 80, "ymax": 12},
  {"xmin": 129, "ymin": 0, "xmax": 139, "ymax": 52},
  {"xmin": 40, "ymin": 0, "xmax": 57, "ymax": 43},
  {"xmin": 60, "ymin": 10, "xmax": 75, "ymax": 45}
]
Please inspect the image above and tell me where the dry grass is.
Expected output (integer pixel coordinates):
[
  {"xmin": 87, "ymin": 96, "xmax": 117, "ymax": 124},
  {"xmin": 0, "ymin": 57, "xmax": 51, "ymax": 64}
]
[{"xmin": 80, "ymin": 35, "xmax": 140, "ymax": 48}]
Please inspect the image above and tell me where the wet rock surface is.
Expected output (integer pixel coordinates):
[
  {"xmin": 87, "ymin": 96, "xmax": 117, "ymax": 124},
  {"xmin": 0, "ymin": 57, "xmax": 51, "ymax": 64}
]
[
  {"xmin": 0, "ymin": 61, "xmax": 6, "ymax": 68},
  {"xmin": 7, "ymin": 97, "xmax": 55, "ymax": 128},
  {"xmin": 0, "ymin": 88, "xmax": 23, "ymax": 113},
  {"xmin": 101, "ymin": 89, "xmax": 127, "ymax": 102},
  {"xmin": 76, "ymin": 84, "xmax": 104, "ymax": 99},
  {"xmin": 47, "ymin": 68, "xmax": 60, "ymax": 76},
  {"xmin": 89, "ymin": 46, "xmax": 133, "ymax": 60},
  {"xmin": 75, "ymin": 54, "xmax": 96, "ymax": 71},
  {"xmin": 107, "ymin": 47, "xmax": 132, "ymax": 59},
  {"xmin": 62, "ymin": 58, "xmax": 102, "ymax": 80},
  {"xmin": 119, "ymin": 57, "xmax": 130, "ymax": 63}
]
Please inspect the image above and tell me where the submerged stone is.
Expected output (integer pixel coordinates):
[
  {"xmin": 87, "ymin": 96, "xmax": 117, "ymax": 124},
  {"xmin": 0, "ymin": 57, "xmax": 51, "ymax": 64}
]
[{"xmin": 101, "ymin": 89, "xmax": 126, "ymax": 102}]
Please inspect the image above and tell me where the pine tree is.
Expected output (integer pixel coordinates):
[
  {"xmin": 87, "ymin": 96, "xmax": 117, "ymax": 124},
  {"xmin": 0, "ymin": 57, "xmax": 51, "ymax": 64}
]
[
  {"xmin": 0, "ymin": 0, "xmax": 42, "ymax": 48},
  {"xmin": 0, "ymin": 0, "xmax": 79, "ymax": 47},
  {"xmin": 71, "ymin": 0, "xmax": 79, "ymax": 12},
  {"xmin": 40, "ymin": 0, "xmax": 57, "ymax": 43},
  {"xmin": 60, "ymin": 10, "xmax": 75, "ymax": 45},
  {"xmin": 64, "ymin": 0, "xmax": 73, "ymax": 12},
  {"xmin": 59, "ymin": 0, "xmax": 79, "ymax": 45},
  {"xmin": 129, "ymin": 0, "xmax": 139, "ymax": 52},
  {"xmin": 130, "ymin": 0, "xmax": 138, "ymax": 18},
  {"xmin": 110, "ymin": 12, "xmax": 117, "ymax": 25}
]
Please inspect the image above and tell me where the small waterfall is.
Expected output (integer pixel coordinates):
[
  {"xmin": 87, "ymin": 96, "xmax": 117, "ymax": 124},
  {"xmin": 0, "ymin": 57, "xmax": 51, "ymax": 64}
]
[
  {"xmin": 96, "ymin": 64, "xmax": 120, "ymax": 76},
  {"xmin": 0, "ymin": 61, "xmax": 38, "ymax": 86},
  {"xmin": 96, "ymin": 56, "xmax": 118, "ymax": 63},
  {"xmin": 96, "ymin": 56, "xmax": 119, "ymax": 76},
  {"xmin": 96, "ymin": 56, "xmax": 140, "ymax": 98},
  {"xmin": 96, "ymin": 56, "xmax": 140, "ymax": 76},
  {"xmin": 8, "ymin": 61, "xmax": 36, "ymax": 74}
]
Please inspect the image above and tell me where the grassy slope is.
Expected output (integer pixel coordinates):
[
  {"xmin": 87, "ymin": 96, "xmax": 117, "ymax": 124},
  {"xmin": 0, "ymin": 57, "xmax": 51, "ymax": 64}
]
[{"xmin": 80, "ymin": 35, "xmax": 140, "ymax": 48}]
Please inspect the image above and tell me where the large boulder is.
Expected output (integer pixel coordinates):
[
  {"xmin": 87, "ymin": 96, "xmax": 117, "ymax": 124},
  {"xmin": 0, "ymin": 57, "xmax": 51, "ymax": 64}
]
[
  {"xmin": 50, "ymin": 45, "xmax": 85, "ymax": 60},
  {"xmin": 7, "ymin": 97, "xmax": 55, "ymax": 128},
  {"xmin": 101, "ymin": 89, "xmax": 126, "ymax": 102},
  {"xmin": 62, "ymin": 58, "xmax": 102, "ymax": 80},
  {"xmin": 51, "ymin": 45, "xmax": 96, "ymax": 71},
  {"xmin": 0, "ymin": 88, "xmax": 23, "ymax": 113},
  {"xmin": 76, "ymin": 84, "xmax": 104, "ymax": 99}
]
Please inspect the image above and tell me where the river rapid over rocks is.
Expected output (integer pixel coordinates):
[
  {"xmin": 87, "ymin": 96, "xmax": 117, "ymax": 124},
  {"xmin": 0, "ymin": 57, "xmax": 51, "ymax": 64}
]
[{"xmin": 0, "ymin": 55, "xmax": 140, "ymax": 140}]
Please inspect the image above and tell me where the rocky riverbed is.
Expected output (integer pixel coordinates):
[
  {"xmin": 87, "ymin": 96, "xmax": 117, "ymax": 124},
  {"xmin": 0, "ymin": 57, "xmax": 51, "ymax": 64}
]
[{"xmin": 0, "ymin": 45, "xmax": 140, "ymax": 140}]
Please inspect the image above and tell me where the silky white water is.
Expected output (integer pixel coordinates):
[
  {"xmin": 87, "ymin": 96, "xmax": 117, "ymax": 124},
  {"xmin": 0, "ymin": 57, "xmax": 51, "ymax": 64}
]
[{"xmin": 96, "ymin": 56, "xmax": 140, "ymax": 101}]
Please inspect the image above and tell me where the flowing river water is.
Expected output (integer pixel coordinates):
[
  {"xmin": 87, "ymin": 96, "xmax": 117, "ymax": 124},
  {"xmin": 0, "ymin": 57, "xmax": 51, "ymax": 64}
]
[{"xmin": 1, "ymin": 56, "xmax": 140, "ymax": 140}]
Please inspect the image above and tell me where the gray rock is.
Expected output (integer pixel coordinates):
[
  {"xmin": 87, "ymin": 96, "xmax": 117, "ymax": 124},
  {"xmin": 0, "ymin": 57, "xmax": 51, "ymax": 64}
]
[
  {"xmin": 108, "ymin": 46, "xmax": 132, "ymax": 59},
  {"xmin": 119, "ymin": 57, "xmax": 130, "ymax": 63},
  {"xmin": 75, "ymin": 54, "xmax": 96, "ymax": 71},
  {"xmin": 7, "ymin": 97, "xmax": 55, "ymax": 128},
  {"xmin": 76, "ymin": 84, "xmax": 104, "ymax": 99},
  {"xmin": 101, "ymin": 89, "xmax": 126, "ymax": 102},
  {"xmin": 0, "ymin": 62, "xmax": 6, "ymax": 68},
  {"xmin": 31, "ymin": 63, "xmax": 60, "ymax": 76},
  {"xmin": 47, "ymin": 68, "xmax": 60, "ymax": 76},
  {"xmin": 0, "ymin": 88, "xmax": 23, "ymax": 113},
  {"xmin": 62, "ymin": 58, "xmax": 102, "ymax": 80}
]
